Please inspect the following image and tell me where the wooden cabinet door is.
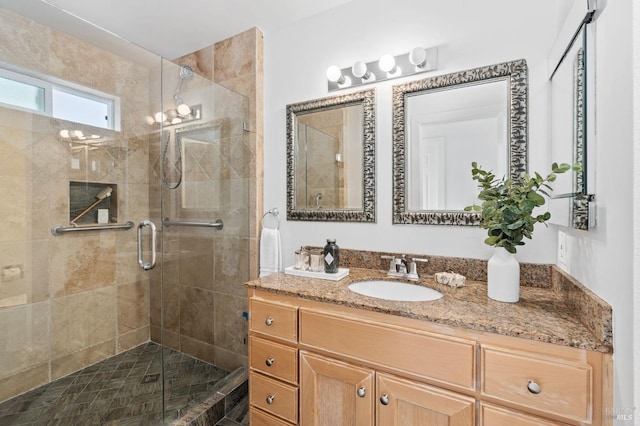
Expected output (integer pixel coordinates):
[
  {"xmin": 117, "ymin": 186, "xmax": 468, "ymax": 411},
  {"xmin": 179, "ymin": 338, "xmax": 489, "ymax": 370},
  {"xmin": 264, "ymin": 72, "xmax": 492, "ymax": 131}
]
[
  {"xmin": 376, "ymin": 373, "xmax": 475, "ymax": 426},
  {"xmin": 300, "ymin": 350, "xmax": 375, "ymax": 426}
]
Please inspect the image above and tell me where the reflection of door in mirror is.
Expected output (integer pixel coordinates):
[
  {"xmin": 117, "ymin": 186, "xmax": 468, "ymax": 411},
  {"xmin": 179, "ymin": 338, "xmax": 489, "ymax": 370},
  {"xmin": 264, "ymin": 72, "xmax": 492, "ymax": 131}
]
[
  {"xmin": 406, "ymin": 80, "xmax": 509, "ymax": 211},
  {"xmin": 295, "ymin": 105, "xmax": 363, "ymax": 210}
]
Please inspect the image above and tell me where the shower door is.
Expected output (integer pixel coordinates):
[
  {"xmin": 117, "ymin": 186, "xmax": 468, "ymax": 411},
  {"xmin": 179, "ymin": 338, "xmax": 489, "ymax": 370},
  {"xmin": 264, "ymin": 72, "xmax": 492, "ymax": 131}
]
[{"xmin": 152, "ymin": 59, "xmax": 251, "ymax": 423}]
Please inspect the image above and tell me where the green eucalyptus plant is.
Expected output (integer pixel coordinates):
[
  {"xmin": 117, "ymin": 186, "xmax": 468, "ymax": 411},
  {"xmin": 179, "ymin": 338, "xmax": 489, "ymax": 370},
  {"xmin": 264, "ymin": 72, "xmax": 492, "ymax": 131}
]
[{"xmin": 464, "ymin": 162, "xmax": 579, "ymax": 254}]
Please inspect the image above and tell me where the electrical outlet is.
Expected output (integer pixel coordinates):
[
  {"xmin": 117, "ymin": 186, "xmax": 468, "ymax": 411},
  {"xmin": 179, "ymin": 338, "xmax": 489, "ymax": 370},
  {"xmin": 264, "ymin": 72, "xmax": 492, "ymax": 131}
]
[{"xmin": 557, "ymin": 231, "xmax": 567, "ymax": 267}]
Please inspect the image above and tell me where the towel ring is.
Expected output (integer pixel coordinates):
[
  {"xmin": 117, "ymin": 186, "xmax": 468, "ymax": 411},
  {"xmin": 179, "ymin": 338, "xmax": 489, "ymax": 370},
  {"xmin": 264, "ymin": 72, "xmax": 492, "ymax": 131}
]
[{"xmin": 262, "ymin": 208, "xmax": 280, "ymax": 230}]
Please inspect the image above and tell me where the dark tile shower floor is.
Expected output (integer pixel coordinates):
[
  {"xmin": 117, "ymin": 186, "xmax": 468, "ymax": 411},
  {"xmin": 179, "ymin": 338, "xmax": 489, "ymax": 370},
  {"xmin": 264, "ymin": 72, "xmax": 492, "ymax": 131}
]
[{"xmin": 0, "ymin": 342, "xmax": 248, "ymax": 425}]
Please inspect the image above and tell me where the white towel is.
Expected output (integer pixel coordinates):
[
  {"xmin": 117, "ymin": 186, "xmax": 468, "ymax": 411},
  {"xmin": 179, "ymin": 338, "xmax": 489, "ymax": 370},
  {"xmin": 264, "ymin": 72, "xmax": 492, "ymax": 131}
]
[{"xmin": 259, "ymin": 227, "xmax": 282, "ymax": 277}]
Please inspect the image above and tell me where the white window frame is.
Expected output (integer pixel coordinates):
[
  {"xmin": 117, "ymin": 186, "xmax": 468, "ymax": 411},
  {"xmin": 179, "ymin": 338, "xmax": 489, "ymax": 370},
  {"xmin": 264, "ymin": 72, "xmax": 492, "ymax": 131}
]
[{"xmin": 0, "ymin": 63, "xmax": 120, "ymax": 131}]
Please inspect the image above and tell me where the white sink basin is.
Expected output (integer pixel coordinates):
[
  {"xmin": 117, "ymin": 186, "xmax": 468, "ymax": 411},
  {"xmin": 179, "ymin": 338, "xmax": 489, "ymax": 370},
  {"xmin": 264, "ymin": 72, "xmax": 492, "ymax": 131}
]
[{"xmin": 348, "ymin": 280, "xmax": 443, "ymax": 302}]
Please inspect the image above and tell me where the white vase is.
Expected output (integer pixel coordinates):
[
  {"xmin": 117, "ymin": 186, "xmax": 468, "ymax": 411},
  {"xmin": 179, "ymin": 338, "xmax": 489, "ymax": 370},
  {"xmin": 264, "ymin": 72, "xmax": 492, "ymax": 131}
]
[{"xmin": 487, "ymin": 247, "xmax": 520, "ymax": 303}]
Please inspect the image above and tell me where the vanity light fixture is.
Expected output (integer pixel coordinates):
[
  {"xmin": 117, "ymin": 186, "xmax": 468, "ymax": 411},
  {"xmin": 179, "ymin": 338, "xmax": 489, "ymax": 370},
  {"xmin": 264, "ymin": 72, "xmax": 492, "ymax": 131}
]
[{"xmin": 327, "ymin": 46, "xmax": 438, "ymax": 92}]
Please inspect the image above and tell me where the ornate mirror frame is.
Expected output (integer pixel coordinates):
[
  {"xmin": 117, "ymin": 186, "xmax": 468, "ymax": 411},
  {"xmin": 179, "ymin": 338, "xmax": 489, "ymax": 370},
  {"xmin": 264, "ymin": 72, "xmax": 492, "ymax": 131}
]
[
  {"xmin": 286, "ymin": 88, "xmax": 376, "ymax": 222},
  {"xmin": 392, "ymin": 59, "xmax": 528, "ymax": 225}
]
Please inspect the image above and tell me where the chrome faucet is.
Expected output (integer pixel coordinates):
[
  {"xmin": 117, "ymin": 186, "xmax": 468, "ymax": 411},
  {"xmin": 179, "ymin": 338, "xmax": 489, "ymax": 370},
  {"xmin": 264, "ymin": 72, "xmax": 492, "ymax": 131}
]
[{"xmin": 381, "ymin": 254, "xmax": 428, "ymax": 281}]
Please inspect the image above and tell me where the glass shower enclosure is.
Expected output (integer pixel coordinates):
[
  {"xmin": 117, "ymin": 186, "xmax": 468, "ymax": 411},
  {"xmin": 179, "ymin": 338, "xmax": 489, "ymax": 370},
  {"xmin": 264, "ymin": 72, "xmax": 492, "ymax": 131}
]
[{"xmin": 0, "ymin": 3, "xmax": 250, "ymax": 424}]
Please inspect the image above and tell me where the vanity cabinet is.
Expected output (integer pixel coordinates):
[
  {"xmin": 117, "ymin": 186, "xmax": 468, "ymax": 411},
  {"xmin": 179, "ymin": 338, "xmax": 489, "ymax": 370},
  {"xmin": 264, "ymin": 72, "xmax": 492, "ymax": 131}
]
[{"xmin": 248, "ymin": 289, "xmax": 610, "ymax": 426}]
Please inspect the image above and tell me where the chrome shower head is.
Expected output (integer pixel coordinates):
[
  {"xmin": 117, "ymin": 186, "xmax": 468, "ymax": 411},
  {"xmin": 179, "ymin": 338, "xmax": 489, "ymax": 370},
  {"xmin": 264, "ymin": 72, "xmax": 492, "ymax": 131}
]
[
  {"xmin": 179, "ymin": 65, "xmax": 194, "ymax": 80},
  {"xmin": 174, "ymin": 65, "xmax": 194, "ymax": 104}
]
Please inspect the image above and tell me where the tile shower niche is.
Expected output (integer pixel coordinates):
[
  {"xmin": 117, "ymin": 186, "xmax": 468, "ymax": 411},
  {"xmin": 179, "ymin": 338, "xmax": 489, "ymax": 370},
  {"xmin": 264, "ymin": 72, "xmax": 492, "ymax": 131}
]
[{"xmin": 69, "ymin": 181, "xmax": 118, "ymax": 224}]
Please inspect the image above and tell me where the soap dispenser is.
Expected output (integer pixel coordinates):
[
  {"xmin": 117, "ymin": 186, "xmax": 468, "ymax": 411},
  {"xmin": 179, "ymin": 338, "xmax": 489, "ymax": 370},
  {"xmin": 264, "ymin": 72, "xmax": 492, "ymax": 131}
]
[{"xmin": 323, "ymin": 238, "xmax": 339, "ymax": 273}]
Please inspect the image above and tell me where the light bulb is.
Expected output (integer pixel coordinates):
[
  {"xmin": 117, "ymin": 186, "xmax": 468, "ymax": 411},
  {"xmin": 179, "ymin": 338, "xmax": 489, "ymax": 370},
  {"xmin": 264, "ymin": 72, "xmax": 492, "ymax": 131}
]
[
  {"xmin": 166, "ymin": 109, "xmax": 178, "ymax": 119},
  {"xmin": 378, "ymin": 54, "xmax": 396, "ymax": 73},
  {"xmin": 326, "ymin": 65, "xmax": 345, "ymax": 84},
  {"xmin": 90, "ymin": 134, "xmax": 100, "ymax": 139},
  {"xmin": 171, "ymin": 117, "xmax": 182, "ymax": 125},
  {"xmin": 177, "ymin": 104, "xmax": 191, "ymax": 116},
  {"xmin": 59, "ymin": 129, "xmax": 70, "ymax": 138},
  {"xmin": 154, "ymin": 111, "xmax": 166, "ymax": 123},
  {"xmin": 145, "ymin": 116, "xmax": 155, "ymax": 125},
  {"xmin": 351, "ymin": 61, "xmax": 371, "ymax": 80},
  {"xmin": 409, "ymin": 47, "xmax": 428, "ymax": 68}
]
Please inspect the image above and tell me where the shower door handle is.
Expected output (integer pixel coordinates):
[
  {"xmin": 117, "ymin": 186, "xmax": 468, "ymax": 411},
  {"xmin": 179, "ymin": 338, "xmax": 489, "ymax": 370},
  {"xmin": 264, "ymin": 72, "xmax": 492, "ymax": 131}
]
[{"xmin": 137, "ymin": 220, "xmax": 157, "ymax": 270}]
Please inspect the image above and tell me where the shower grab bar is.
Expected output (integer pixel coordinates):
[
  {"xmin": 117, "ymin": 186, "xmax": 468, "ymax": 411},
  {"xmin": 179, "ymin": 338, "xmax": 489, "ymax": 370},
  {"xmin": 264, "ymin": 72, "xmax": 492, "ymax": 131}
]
[
  {"xmin": 163, "ymin": 218, "xmax": 224, "ymax": 230},
  {"xmin": 137, "ymin": 220, "xmax": 157, "ymax": 271},
  {"xmin": 51, "ymin": 221, "xmax": 135, "ymax": 236}
]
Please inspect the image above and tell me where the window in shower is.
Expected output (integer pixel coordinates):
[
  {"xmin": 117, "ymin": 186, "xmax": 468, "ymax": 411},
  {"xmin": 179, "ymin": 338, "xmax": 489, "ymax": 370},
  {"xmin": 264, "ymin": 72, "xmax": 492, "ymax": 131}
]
[{"xmin": 0, "ymin": 65, "xmax": 119, "ymax": 130}]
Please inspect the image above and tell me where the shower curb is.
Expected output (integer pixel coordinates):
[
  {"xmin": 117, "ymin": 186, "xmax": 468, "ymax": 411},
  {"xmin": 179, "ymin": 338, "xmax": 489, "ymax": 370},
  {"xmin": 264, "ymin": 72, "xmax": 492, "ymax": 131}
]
[{"xmin": 172, "ymin": 366, "xmax": 248, "ymax": 426}]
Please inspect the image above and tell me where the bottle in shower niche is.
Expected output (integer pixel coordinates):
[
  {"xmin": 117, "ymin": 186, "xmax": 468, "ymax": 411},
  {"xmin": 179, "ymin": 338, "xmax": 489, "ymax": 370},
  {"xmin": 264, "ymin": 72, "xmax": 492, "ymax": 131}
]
[{"xmin": 323, "ymin": 238, "xmax": 339, "ymax": 273}]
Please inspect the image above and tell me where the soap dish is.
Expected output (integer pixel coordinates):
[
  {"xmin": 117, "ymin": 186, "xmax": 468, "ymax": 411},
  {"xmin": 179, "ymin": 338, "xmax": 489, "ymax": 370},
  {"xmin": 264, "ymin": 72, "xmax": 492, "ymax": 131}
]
[{"xmin": 284, "ymin": 266, "xmax": 349, "ymax": 281}]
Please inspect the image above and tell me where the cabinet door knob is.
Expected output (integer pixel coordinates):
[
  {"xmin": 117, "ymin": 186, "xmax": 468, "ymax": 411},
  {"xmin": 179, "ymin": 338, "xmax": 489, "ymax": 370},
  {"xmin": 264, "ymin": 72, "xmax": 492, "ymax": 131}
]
[
  {"xmin": 266, "ymin": 395, "xmax": 275, "ymax": 404},
  {"xmin": 527, "ymin": 380, "xmax": 541, "ymax": 394},
  {"xmin": 380, "ymin": 394, "xmax": 390, "ymax": 405},
  {"xmin": 357, "ymin": 387, "xmax": 366, "ymax": 398},
  {"xmin": 266, "ymin": 357, "xmax": 275, "ymax": 367},
  {"xmin": 265, "ymin": 317, "xmax": 274, "ymax": 326}
]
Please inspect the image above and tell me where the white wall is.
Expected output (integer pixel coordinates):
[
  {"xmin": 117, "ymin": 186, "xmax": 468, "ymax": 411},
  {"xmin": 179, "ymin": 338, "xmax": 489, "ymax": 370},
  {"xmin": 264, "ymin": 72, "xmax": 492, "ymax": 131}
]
[
  {"xmin": 264, "ymin": 0, "xmax": 635, "ymax": 416},
  {"xmin": 634, "ymin": 0, "xmax": 640, "ymax": 420},
  {"xmin": 557, "ymin": 0, "xmax": 635, "ymax": 417},
  {"xmin": 264, "ymin": 0, "xmax": 560, "ymax": 267}
]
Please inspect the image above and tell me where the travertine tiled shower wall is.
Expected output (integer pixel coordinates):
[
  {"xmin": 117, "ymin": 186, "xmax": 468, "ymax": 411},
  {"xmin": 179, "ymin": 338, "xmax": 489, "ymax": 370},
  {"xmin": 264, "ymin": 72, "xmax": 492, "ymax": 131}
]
[
  {"xmin": 149, "ymin": 28, "xmax": 262, "ymax": 371},
  {"xmin": 0, "ymin": 10, "xmax": 153, "ymax": 402}
]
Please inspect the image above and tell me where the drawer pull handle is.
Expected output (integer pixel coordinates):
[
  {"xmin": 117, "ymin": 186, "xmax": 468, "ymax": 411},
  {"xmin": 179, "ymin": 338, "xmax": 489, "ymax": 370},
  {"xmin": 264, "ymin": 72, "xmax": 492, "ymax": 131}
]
[
  {"xmin": 357, "ymin": 387, "xmax": 366, "ymax": 398},
  {"xmin": 380, "ymin": 394, "xmax": 389, "ymax": 405},
  {"xmin": 527, "ymin": 380, "xmax": 541, "ymax": 394},
  {"xmin": 266, "ymin": 357, "xmax": 275, "ymax": 367},
  {"xmin": 265, "ymin": 317, "xmax": 274, "ymax": 326},
  {"xmin": 266, "ymin": 395, "xmax": 275, "ymax": 404}
]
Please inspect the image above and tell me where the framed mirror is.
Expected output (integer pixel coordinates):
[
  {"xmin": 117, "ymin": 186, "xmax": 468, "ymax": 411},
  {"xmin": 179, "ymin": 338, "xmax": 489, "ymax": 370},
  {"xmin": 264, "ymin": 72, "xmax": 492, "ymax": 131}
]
[
  {"xmin": 392, "ymin": 59, "xmax": 528, "ymax": 225},
  {"xmin": 548, "ymin": 7, "xmax": 595, "ymax": 230},
  {"xmin": 286, "ymin": 88, "xmax": 375, "ymax": 222}
]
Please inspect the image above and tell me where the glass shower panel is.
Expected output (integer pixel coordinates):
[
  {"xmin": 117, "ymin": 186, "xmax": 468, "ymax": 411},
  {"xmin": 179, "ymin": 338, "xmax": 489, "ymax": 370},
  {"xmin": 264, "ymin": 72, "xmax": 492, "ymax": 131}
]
[
  {"xmin": 0, "ymin": 4, "xmax": 166, "ymax": 422},
  {"xmin": 153, "ymin": 59, "xmax": 250, "ymax": 422},
  {"xmin": 0, "ymin": 5, "xmax": 250, "ymax": 425}
]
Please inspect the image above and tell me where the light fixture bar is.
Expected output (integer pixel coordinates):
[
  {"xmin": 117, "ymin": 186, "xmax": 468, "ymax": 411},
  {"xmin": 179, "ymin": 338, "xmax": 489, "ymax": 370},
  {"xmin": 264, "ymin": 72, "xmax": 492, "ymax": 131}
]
[{"xmin": 327, "ymin": 47, "xmax": 438, "ymax": 92}]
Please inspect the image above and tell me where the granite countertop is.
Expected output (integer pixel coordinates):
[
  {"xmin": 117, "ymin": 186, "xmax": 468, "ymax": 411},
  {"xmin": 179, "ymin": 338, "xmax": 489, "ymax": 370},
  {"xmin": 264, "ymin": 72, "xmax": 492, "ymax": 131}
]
[{"xmin": 246, "ymin": 267, "xmax": 612, "ymax": 353}]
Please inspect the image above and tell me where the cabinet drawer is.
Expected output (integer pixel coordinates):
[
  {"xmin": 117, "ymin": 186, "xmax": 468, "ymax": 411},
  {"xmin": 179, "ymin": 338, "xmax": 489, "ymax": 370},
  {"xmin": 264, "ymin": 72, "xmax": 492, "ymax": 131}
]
[
  {"xmin": 250, "ymin": 372, "xmax": 298, "ymax": 423},
  {"xmin": 479, "ymin": 403, "xmax": 568, "ymax": 426},
  {"xmin": 250, "ymin": 407, "xmax": 293, "ymax": 426},
  {"xmin": 481, "ymin": 345, "xmax": 592, "ymax": 422},
  {"xmin": 299, "ymin": 308, "xmax": 476, "ymax": 390},
  {"xmin": 250, "ymin": 336, "xmax": 298, "ymax": 384},
  {"xmin": 250, "ymin": 299, "xmax": 298, "ymax": 343}
]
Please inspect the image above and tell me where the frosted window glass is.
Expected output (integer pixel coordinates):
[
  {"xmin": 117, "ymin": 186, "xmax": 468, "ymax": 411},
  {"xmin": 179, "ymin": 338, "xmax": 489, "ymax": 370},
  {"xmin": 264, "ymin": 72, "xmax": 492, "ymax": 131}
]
[
  {"xmin": 0, "ymin": 76, "xmax": 45, "ymax": 112},
  {"xmin": 52, "ymin": 89, "xmax": 111, "ymax": 129}
]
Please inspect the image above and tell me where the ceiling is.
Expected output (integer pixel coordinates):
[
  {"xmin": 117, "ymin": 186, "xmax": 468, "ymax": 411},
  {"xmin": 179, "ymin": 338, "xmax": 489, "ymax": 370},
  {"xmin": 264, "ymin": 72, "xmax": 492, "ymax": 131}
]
[{"xmin": 0, "ymin": 0, "xmax": 354, "ymax": 59}]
